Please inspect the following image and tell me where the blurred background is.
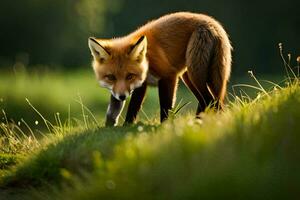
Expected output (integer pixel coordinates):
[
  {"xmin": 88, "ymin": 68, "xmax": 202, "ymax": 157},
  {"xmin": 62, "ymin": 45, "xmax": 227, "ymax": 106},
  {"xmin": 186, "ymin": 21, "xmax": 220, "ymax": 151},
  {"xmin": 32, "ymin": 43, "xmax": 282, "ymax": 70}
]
[
  {"xmin": 0, "ymin": 0, "xmax": 299, "ymax": 74},
  {"xmin": 0, "ymin": 0, "xmax": 299, "ymax": 128}
]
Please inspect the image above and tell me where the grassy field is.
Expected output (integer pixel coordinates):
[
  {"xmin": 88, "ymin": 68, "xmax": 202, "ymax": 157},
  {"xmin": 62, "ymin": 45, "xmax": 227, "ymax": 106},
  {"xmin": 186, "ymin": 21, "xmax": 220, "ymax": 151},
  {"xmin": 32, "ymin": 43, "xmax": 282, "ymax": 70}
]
[
  {"xmin": 1, "ymin": 66, "xmax": 300, "ymax": 199},
  {"xmin": 0, "ymin": 69, "xmax": 200, "ymax": 129},
  {"xmin": 0, "ymin": 68, "xmax": 282, "ymax": 128}
]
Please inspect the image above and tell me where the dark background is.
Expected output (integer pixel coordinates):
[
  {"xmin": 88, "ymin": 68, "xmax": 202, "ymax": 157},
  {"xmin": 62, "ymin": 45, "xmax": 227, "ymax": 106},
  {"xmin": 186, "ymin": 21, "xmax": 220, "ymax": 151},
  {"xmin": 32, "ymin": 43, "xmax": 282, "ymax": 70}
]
[{"xmin": 0, "ymin": 0, "xmax": 299, "ymax": 76}]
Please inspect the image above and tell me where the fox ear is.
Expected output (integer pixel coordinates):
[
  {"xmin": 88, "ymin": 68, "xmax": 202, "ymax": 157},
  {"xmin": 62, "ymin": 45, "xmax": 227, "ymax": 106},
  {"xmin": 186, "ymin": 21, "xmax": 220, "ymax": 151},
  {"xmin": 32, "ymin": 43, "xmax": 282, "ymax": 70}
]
[
  {"xmin": 88, "ymin": 37, "xmax": 110, "ymax": 62},
  {"xmin": 129, "ymin": 36, "xmax": 147, "ymax": 62}
]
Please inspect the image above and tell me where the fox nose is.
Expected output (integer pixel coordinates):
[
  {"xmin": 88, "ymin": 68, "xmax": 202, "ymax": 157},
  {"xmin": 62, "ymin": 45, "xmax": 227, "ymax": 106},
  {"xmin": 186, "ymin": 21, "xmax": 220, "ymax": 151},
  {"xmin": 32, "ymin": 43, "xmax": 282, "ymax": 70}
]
[{"xmin": 119, "ymin": 95, "xmax": 126, "ymax": 101}]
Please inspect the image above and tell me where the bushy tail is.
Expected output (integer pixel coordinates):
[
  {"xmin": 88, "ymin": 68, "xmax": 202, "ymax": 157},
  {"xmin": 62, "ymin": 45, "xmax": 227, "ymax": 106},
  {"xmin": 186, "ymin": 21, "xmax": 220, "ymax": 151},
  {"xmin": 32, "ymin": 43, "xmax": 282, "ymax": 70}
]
[{"xmin": 185, "ymin": 24, "xmax": 232, "ymax": 112}]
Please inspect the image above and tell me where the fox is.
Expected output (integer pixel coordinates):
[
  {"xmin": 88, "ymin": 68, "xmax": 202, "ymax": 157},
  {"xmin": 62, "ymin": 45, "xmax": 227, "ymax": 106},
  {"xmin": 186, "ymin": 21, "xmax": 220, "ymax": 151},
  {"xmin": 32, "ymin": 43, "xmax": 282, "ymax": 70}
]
[{"xmin": 88, "ymin": 12, "xmax": 232, "ymax": 126}]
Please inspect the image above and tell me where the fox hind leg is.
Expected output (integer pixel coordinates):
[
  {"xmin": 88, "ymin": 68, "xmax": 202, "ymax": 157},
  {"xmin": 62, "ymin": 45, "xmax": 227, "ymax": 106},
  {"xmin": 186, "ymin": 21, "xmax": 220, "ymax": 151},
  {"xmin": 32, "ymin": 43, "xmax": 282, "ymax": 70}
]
[
  {"xmin": 181, "ymin": 72, "xmax": 214, "ymax": 116},
  {"xmin": 185, "ymin": 27, "xmax": 215, "ymax": 115},
  {"xmin": 185, "ymin": 26, "xmax": 227, "ymax": 115}
]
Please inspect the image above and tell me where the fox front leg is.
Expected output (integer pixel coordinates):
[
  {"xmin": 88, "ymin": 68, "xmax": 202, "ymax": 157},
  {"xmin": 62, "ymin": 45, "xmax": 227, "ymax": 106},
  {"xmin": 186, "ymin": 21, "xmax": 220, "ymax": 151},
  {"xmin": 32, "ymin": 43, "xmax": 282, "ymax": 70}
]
[
  {"xmin": 105, "ymin": 95, "xmax": 125, "ymax": 126},
  {"xmin": 124, "ymin": 82, "xmax": 147, "ymax": 125}
]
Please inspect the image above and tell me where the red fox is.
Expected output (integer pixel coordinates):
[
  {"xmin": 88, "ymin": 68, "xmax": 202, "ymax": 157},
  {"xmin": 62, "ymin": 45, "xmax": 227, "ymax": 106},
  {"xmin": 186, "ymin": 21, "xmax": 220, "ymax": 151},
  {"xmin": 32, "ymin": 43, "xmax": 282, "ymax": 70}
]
[{"xmin": 88, "ymin": 12, "xmax": 232, "ymax": 126}]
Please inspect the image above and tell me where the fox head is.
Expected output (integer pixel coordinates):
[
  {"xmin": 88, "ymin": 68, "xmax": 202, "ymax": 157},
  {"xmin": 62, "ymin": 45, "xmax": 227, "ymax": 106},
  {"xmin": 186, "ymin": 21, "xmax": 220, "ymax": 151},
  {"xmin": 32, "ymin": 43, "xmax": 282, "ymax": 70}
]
[{"xmin": 88, "ymin": 36, "xmax": 148, "ymax": 101}]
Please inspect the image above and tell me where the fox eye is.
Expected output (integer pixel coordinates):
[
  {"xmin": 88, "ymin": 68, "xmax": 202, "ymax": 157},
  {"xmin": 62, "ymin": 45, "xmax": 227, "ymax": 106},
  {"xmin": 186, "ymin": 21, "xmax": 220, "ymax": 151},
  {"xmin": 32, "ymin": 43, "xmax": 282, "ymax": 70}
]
[
  {"xmin": 105, "ymin": 74, "xmax": 116, "ymax": 81},
  {"xmin": 126, "ymin": 73, "xmax": 136, "ymax": 80}
]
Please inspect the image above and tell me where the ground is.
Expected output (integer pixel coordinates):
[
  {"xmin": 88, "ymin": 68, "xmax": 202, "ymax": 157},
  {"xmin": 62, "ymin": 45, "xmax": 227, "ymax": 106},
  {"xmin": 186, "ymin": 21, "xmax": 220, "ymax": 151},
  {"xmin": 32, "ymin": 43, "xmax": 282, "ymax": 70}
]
[{"xmin": 1, "ymin": 69, "xmax": 300, "ymax": 199}]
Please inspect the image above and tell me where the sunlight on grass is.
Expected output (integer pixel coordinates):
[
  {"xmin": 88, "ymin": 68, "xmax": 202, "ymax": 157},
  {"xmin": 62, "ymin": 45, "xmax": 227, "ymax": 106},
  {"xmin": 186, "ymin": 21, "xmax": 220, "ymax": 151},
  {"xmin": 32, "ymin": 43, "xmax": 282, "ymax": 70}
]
[{"xmin": 1, "ymin": 44, "xmax": 300, "ymax": 199}]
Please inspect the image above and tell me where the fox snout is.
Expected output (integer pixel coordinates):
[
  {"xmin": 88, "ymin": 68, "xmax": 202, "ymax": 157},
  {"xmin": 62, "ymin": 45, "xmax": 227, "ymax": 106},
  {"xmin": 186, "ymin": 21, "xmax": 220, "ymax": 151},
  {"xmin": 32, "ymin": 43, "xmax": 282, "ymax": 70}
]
[
  {"xmin": 113, "ymin": 92, "xmax": 129, "ymax": 101},
  {"xmin": 111, "ymin": 81, "xmax": 131, "ymax": 101}
]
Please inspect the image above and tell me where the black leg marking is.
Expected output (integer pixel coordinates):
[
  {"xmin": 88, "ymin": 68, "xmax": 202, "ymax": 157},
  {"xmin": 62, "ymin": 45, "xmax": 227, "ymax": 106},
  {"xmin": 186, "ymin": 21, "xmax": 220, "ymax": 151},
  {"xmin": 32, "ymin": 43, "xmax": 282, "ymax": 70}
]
[
  {"xmin": 158, "ymin": 77, "xmax": 178, "ymax": 122},
  {"xmin": 105, "ymin": 95, "xmax": 125, "ymax": 127},
  {"xmin": 124, "ymin": 82, "xmax": 147, "ymax": 125},
  {"xmin": 181, "ymin": 72, "xmax": 214, "ymax": 116},
  {"xmin": 196, "ymin": 89, "xmax": 214, "ymax": 115}
]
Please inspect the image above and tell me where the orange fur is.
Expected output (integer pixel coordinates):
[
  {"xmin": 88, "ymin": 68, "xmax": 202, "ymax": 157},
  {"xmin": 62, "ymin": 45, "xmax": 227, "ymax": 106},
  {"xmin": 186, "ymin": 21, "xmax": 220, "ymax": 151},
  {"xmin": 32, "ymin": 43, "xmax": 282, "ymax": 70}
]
[{"xmin": 89, "ymin": 12, "xmax": 232, "ymax": 125}]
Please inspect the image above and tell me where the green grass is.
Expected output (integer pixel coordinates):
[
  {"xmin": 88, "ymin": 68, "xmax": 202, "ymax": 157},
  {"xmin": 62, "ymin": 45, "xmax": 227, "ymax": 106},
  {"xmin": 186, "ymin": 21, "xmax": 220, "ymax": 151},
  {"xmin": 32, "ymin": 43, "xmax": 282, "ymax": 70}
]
[
  {"xmin": 1, "ymin": 63, "xmax": 300, "ymax": 199},
  {"xmin": 0, "ymin": 69, "xmax": 197, "ymax": 130},
  {"xmin": 0, "ymin": 68, "xmax": 283, "ymax": 130},
  {"xmin": 0, "ymin": 69, "xmax": 109, "ymax": 129}
]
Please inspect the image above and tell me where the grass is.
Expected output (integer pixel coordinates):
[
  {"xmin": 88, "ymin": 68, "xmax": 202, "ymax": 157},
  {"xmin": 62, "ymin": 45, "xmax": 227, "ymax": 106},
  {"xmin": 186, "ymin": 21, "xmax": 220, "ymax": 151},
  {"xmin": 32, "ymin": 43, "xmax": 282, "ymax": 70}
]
[
  {"xmin": 1, "ymin": 80, "xmax": 300, "ymax": 199},
  {"xmin": 0, "ymin": 49, "xmax": 300, "ymax": 199},
  {"xmin": 0, "ymin": 68, "xmax": 197, "ymax": 130},
  {"xmin": 0, "ymin": 69, "xmax": 108, "ymax": 129}
]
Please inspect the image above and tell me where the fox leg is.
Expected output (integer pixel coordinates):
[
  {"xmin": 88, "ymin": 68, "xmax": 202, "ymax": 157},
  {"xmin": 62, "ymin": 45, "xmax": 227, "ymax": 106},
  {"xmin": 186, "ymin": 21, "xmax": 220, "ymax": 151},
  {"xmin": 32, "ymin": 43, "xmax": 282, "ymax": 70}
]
[
  {"xmin": 185, "ymin": 27, "xmax": 223, "ymax": 116},
  {"xmin": 181, "ymin": 72, "xmax": 214, "ymax": 115},
  {"xmin": 185, "ymin": 25, "xmax": 231, "ymax": 116},
  {"xmin": 158, "ymin": 77, "xmax": 178, "ymax": 122},
  {"xmin": 124, "ymin": 82, "xmax": 147, "ymax": 125},
  {"xmin": 105, "ymin": 95, "xmax": 125, "ymax": 126}
]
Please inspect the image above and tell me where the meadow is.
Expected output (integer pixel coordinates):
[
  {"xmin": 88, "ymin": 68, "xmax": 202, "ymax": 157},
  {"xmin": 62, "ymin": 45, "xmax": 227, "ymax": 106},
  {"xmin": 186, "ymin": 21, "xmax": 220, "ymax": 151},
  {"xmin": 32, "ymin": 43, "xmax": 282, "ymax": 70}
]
[{"xmin": 0, "ymin": 58, "xmax": 300, "ymax": 199}]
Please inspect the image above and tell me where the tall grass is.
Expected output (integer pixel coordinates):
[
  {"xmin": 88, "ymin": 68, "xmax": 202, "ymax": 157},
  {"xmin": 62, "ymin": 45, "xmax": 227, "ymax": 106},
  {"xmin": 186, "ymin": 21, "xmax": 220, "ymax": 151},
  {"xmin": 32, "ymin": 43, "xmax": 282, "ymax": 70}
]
[
  {"xmin": 0, "ymin": 44, "xmax": 299, "ymax": 199},
  {"xmin": 0, "ymin": 69, "xmax": 109, "ymax": 129},
  {"xmin": 1, "ymin": 79, "xmax": 298, "ymax": 200}
]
